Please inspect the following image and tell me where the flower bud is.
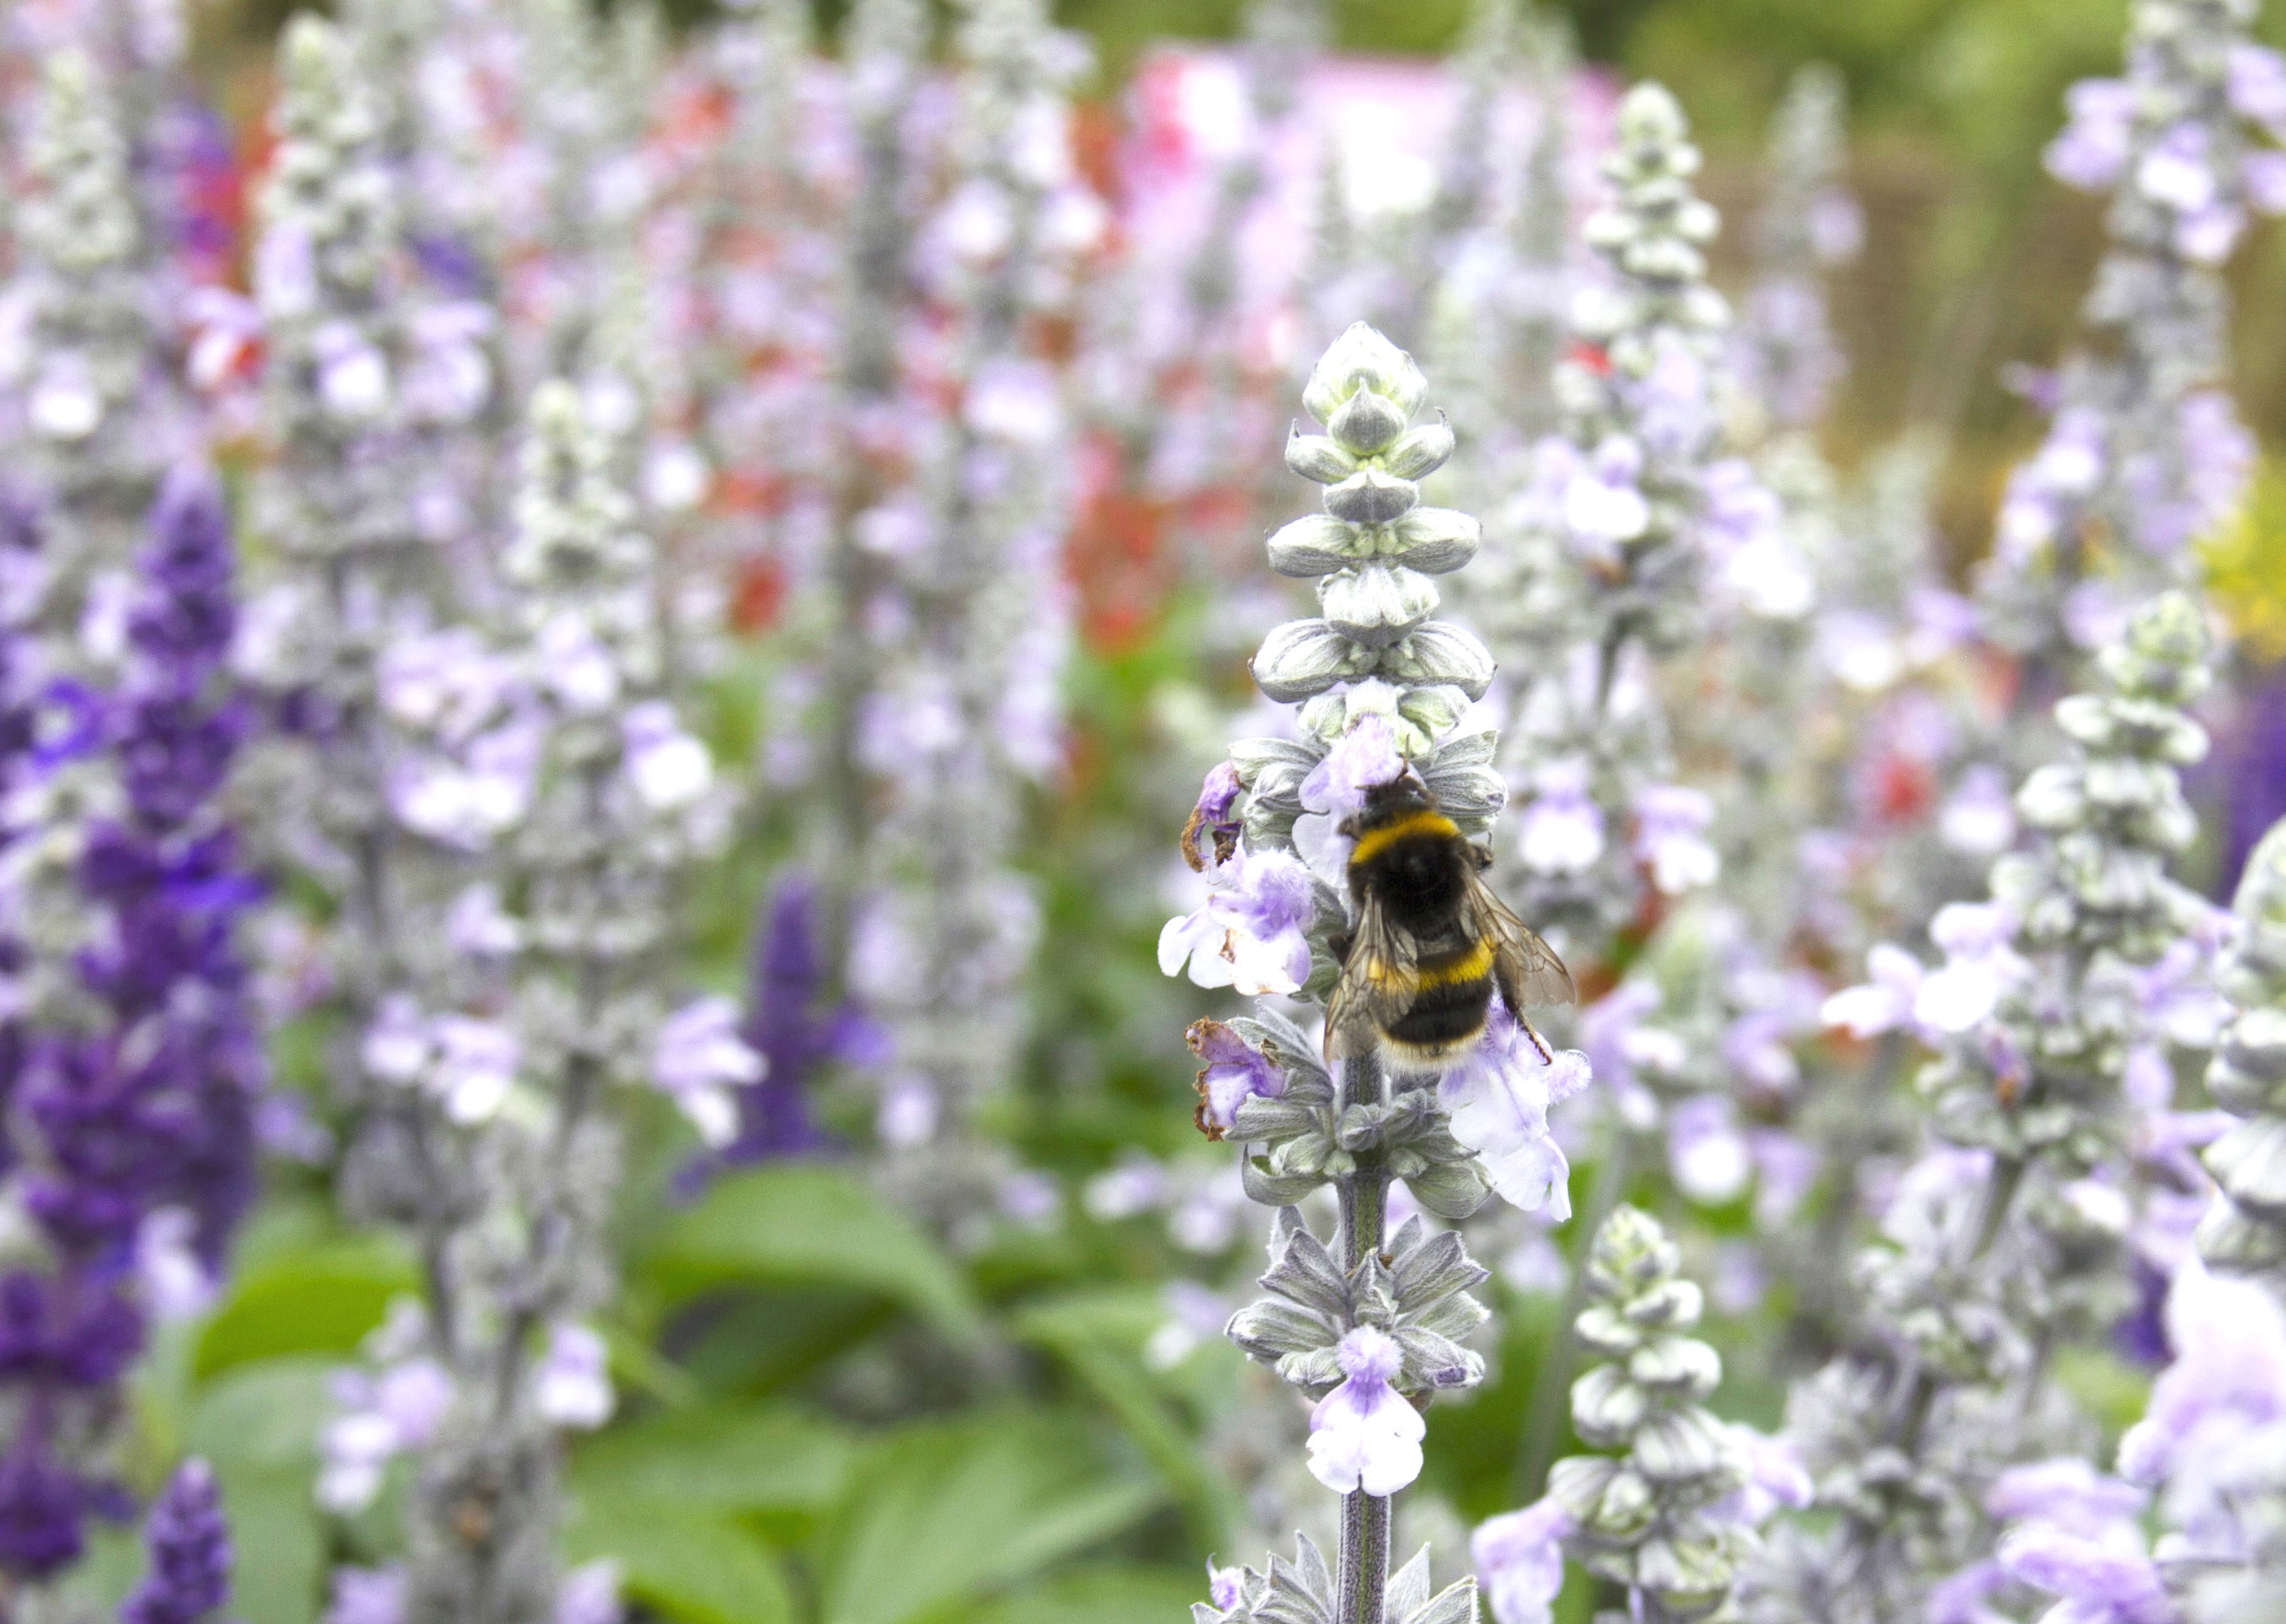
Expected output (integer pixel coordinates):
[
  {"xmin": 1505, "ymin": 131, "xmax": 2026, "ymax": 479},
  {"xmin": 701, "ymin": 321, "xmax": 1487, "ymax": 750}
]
[
  {"xmin": 1266, "ymin": 514, "xmax": 1361, "ymax": 577},
  {"xmin": 1318, "ymin": 564, "xmax": 1438, "ymax": 649},
  {"xmin": 1285, "ymin": 433, "xmax": 1357, "ymax": 484},
  {"xmin": 1381, "ymin": 423, "xmax": 1455, "ymax": 479},
  {"xmin": 1380, "ymin": 622, "xmax": 1495, "ymax": 699},
  {"xmin": 1322, "ymin": 468, "xmax": 1419, "ymax": 526},
  {"xmin": 1251, "ymin": 619, "xmax": 1375, "ymax": 702},
  {"xmin": 1388, "ymin": 508, "xmax": 1481, "ymax": 574}
]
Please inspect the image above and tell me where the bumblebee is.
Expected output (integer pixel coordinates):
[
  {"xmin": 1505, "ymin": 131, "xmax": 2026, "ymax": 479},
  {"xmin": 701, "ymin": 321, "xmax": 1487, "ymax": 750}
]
[{"xmin": 1327, "ymin": 778, "xmax": 1574, "ymax": 1069}]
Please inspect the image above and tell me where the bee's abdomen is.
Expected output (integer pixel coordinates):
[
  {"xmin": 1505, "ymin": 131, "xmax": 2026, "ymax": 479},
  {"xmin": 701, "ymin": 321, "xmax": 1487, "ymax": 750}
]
[{"xmin": 1383, "ymin": 938, "xmax": 1495, "ymax": 1056}]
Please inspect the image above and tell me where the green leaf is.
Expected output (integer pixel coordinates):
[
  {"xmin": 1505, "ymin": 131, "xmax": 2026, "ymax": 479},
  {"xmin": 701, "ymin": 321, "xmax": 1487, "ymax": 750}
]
[
  {"xmin": 186, "ymin": 1356, "xmax": 337, "ymax": 1476},
  {"xmin": 569, "ymin": 1404, "xmax": 854, "ymax": 1515},
  {"xmin": 817, "ymin": 1414, "xmax": 1165, "ymax": 1624},
  {"xmin": 565, "ymin": 1494, "xmax": 795, "ymax": 1624},
  {"xmin": 1013, "ymin": 1291, "xmax": 1236, "ymax": 1554},
  {"xmin": 193, "ymin": 1240, "xmax": 416, "ymax": 1380},
  {"xmin": 672, "ymin": 1288, "xmax": 895, "ymax": 1397},
  {"xmin": 963, "ymin": 1566, "xmax": 1209, "ymax": 1624},
  {"xmin": 638, "ymin": 1166, "xmax": 987, "ymax": 1346},
  {"xmin": 212, "ymin": 1468, "xmax": 328, "ymax": 1624}
]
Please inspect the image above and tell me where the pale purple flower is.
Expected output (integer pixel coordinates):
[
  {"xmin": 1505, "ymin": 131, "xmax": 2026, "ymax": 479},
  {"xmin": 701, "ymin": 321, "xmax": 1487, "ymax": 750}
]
[
  {"xmin": 136, "ymin": 1208, "xmax": 216, "ymax": 1323},
  {"xmin": 1439, "ymin": 1007, "xmax": 1591, "ymax": 1217},
  {"xmin": 1940, "ymin": 764, "xmax": 2019, "ymax": 857},
  {"xmin": 445, "ymin": 885, "xmax": 523, "ymax": 958},
  {"xmin": 1723, "ymin": 1007, "xmax": 1804, "ymax": 1095},
  {"xmin": 2118, "ymin": 1256, "xmax": 2286, "ymax": 1491},
  {"xmin": 1988, "ymin": 1459, "xmax": 2146, "ymax": 1538},
  {"xmin": 1471, "ymin": 1498, "xmax": 1574, "ymax": 1624},
  {"xmin": 964, "ymin": 357, "xmax": 1063, "ymax": 446},
  {"xmin": 324, "ymin": 1565, "xmax": 407, "ymax": 1624},
  {"xmin": 643, "ymin": 443, "xmax": 710, "ymax": 514},
  {"xmin": 1919, "ymin": 902, "xmax": 2028, "ymax": 1033},
  {"xmin": 2046, "ymin": 79, "xmax": 2137, "ymax": 191},
  {"xmin": 536, "ymin": 615, "xmax": 620, "ymax": 713},
  {"xmin": 1516, "ymin": 759, "xmax": 1604, "ymax": 877},
  {"xmin": 1750, "ymin": 1130, "xmax": 1820, "ymax": 1225},
  {"xmin": 1666, "ymin": 1093, "xmax": 1750, "ymax": 1206},
  {"xmin": 1083, "ymin": 1153, "xmax": 1169, "ymax": 1221},
  {"xmin": 533, "ymin": 1324, "xmax": 613, "ymax": 1430},
  {"xmin": 876, "ymin": 1075, "xmax": 939, "ymax": 1148},
  {"xmin": 1925, "ymin": 1562, "xmax": 2008, "ymax": 1624},
  {"xmin": 1995, "ymin": 1521, "xmax": 2169, "ymax": 1624},
  {"xmin": 428, "ymin": 1016, "xmax": 519, "ymax": 1125},
  {"xmin": 318, "ymin": 1359, "xmax": 452, "ymax": 1512},
  {"xmin": 2228, "ymin": 43, "xmax": 2286, "ymax": 131},
  {"xmin": 652, "ymin": 996, "xmax": 765, "ymax": 1148},
  {"xmin": 400, "ymin": 302, "xmax": 496, "ymax": 426},
  {"xmin": 311, "ymin": 319, "xmax": 390, "ymax": 421},
  {"xmin": 1578, "ymin": 980, "xmax": 1683, "ymax": 1124},
  {"xmin": 1157, "ymin": 843, "xmax": 1317, "ymax": 997},
  {"xmin": 2138, "ymin": 122, "xmax": 2220, "ymax": 213},
  {"xmin": 2243, "ymin": 149, "xmax": 2286, "ymax": 212},
  {"xmin": 1181, "ymin": 761, "xmax": 1244, "ymax": 871},
  {"xmin": 254, "ymin": 221, "xmax": 318, "ymax": 318},
  {"xmin": 377, "ymin": 628, "xmax": 510, "ymax": 742},
  {"xmin": 360, "ymin": 996, "xmax": 433, "ymax": 1086},
  {"xmin": 621, "ymin": 701, "xmax": 714, "ymax": 812},
  {"xmin": 1632, "ymin": 783, "xmax": 1719, "ymax": 894},
  {"xmin": 554, "ymin": 1561, "xmax": 623, "ymax": 1624},
  {"xmin": 1305, "ymin": 1326, "xmax": 1423, "ymax": 1497},
  {"xmin": 1555, "ymin": 435, "xmax": 1650, "ymax": 560},
  {"xmin": 1185, "ymin": 1019, "xmax": 1285, "ymax": 1138},
  {"xmin": 1205, "ymin": 1560, "xmax": 1246, "ymax": 1613},
  {"xmin": 1722, "ymin": 1424, "xmax": 1814, "ymax": 1524},
  {"xmin": 1293, "ymin": 717, "xmax": 1404, "ymax": 885}
]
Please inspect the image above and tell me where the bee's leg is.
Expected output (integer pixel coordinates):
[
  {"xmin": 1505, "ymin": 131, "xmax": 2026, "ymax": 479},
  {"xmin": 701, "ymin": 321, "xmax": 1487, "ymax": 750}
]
[{"xmin": 1520, "ymin": 1017, "xmax": 1552, "ymax": 1064}]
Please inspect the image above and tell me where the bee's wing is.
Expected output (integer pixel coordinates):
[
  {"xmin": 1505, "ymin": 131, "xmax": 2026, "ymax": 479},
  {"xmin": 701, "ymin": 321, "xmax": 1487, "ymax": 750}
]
[
  {"xmin": 1326, "ymin": 889, "xmax": 1420, "ymax": 1058},
  {"xmin": 1464, "ymin": 870, "xmax": 1576, "ymax": 1012}
]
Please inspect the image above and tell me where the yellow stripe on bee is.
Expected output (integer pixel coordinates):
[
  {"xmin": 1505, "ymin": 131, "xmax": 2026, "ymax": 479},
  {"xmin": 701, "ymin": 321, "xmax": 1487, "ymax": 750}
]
[
  {"xmin": 1366, "ymin": 937, "xmax": 1494, "ymax": 991},
  {"xmin": 1348, "ymin": 810, "xmax": 1461, "ymax": 869}
]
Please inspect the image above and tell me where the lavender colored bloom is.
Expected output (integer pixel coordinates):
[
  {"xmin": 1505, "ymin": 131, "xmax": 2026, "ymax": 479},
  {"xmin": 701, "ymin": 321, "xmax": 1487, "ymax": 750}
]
[
  {"xmin": 1438, "ymin": 1009, "xmax": 1591, "ymax": 1217},
  {"xmin": 1996, "ymin": 1522, "xmax": 2169, "ymax": 1624},
  {"xmin": 1185, "ymin": 1018, "xmax": 1284, "ymax": 1140},
  {"xmin": 652, "ymin": 996, "xmax": 762, "ymax": 1148},
  {"xmin": 326, "ymin": 1564, "xmax": 408, "ymax": 1624},
  {"xmin": 1305, "ymin": 1327, "xmax": 1425, "ymax": 1497},
  {"xmin": 120, "ymin": 1459, "xmax": 232, "ymax": 1624},
  {"xmin": 1471, "ymin": 1498, "xmax": 1573, "ymax": 1624},
  {"xmin": 1157, "ymin": 843, "xmax": 1317, "ymax": 997},
  {"xmin": 1516, "ymin": 759, "xmax": 1604, "ymax": 877},
  {"xmin": 1181, "ymin": 760, "xmax": 1245, "ymax": 872},
  {"xmin": 1292, "ymin": 714, "xmax": 1404, "ymax": 885},
  {"xmin": 532, "ymin": 1325, "xmax": 614, "ymax": 1431},
  {"xmin": 1632, "ymin": 782, "xmax": 1719, "ymax": 894}
]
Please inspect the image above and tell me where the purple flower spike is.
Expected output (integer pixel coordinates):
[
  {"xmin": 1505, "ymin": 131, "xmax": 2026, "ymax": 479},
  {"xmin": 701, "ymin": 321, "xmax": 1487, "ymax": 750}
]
[
  {"xmin": 121, "ymin": 1459, "xmax": 233, "ymax": 1624},
  {"xmin": 683, "ymin": 876, "xmax": 875, "ymax": 1194},
  {"xmin": 0, "ymin": 1436, "xmax": 89, "ymax": 1580}
]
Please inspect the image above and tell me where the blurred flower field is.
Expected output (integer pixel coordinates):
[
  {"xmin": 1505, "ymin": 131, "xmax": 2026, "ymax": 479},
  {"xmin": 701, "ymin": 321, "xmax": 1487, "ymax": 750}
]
[{"xmin": 6, "ymin": 3, "xmax": 2286, "ymax": 1624}]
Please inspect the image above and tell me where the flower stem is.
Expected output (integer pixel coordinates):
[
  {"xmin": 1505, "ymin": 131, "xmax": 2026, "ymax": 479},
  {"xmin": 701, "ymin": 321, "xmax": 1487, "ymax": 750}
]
[
  {"xmin": 1335, "ymin": 1052, "xmax": 1392, "ymax": 1624},
  {"xmin": 1514, "ymin": 1123, "xmax": 1634, "ymax": 1500}
]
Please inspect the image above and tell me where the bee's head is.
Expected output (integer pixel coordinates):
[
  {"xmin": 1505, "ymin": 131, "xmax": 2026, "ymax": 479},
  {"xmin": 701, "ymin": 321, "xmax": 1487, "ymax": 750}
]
[{"xmin": 1352, "ymin": 773, "xmax": 1434, "ymax": 831}]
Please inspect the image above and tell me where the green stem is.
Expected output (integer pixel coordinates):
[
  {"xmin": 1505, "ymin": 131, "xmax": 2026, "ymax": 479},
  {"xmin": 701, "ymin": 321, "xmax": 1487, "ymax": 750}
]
[
  {"xmin": 1335, "ymin": 1053, "xmax": 1392, "ymax": 1624},
  {"xmin": 1515, "ymin": 1126, "xmax": 1633, "ymax": 1501}
]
